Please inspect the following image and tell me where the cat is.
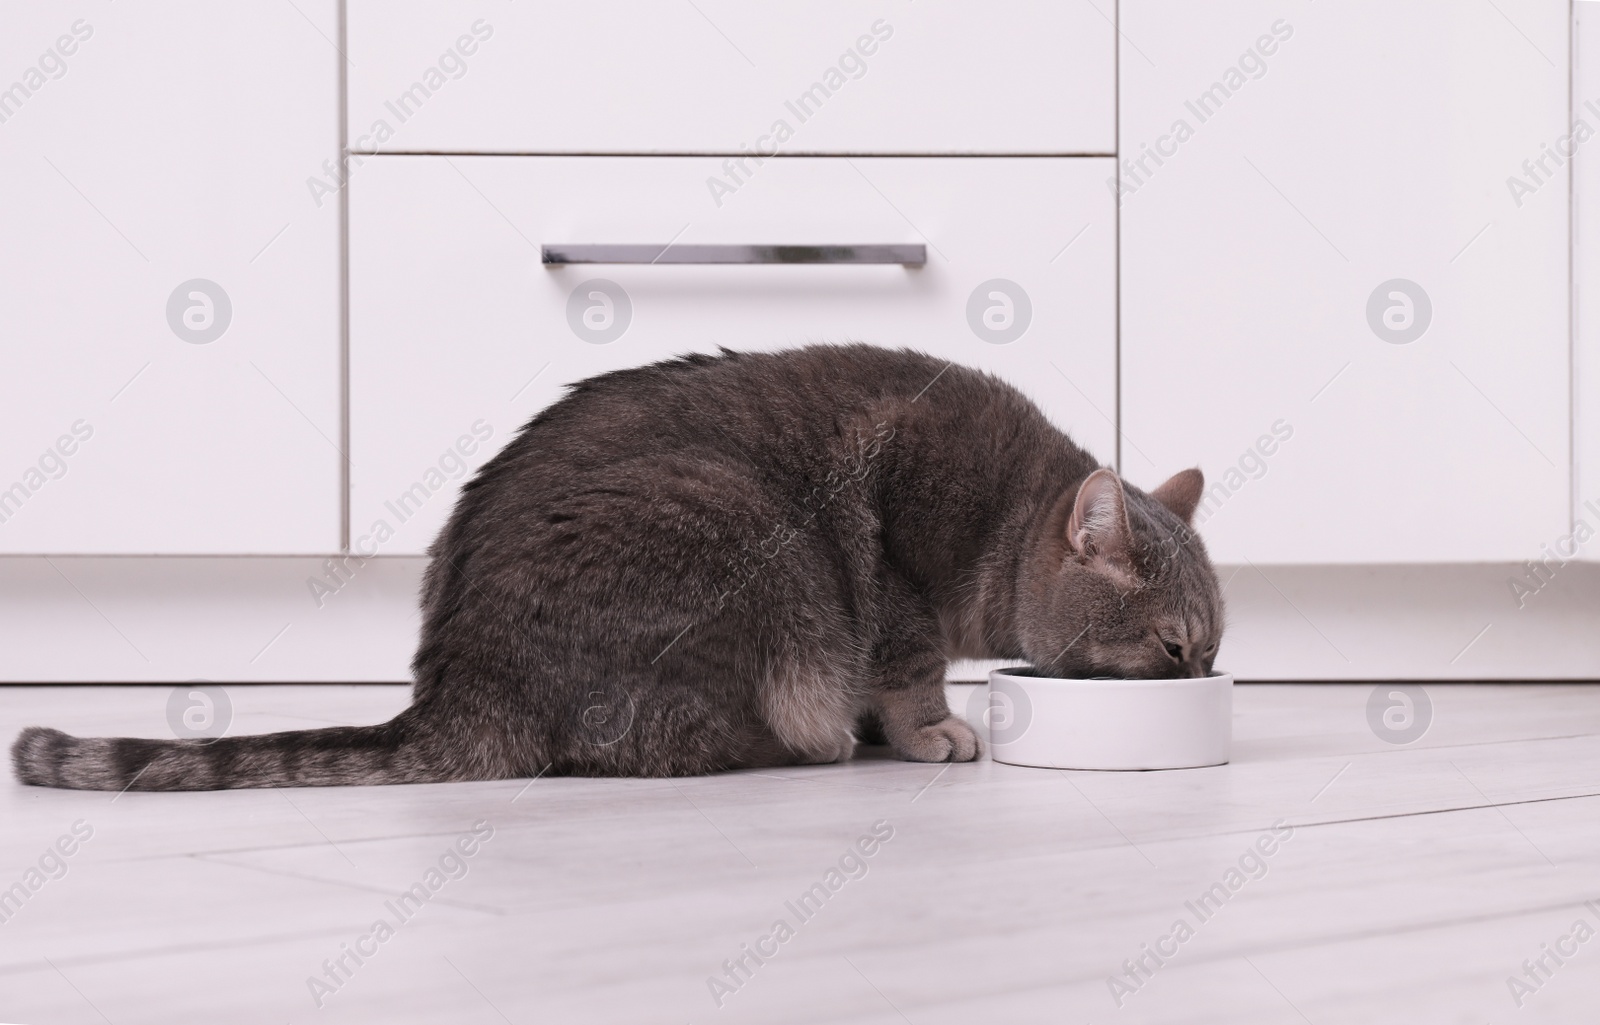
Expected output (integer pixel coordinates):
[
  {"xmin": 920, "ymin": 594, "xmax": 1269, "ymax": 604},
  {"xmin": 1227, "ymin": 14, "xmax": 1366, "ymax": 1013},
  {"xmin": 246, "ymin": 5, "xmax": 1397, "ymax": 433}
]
[{"xmin": 12, "ymin": 344, "xmax": 1223, "ymax": 790}]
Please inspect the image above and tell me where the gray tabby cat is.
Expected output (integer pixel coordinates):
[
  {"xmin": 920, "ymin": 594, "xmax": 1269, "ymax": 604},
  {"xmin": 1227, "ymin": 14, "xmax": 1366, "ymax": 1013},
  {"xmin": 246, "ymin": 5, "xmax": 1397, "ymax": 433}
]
[{"xmin": 12, "ymin": 345, "xmax": 1223, "ymax": 790}]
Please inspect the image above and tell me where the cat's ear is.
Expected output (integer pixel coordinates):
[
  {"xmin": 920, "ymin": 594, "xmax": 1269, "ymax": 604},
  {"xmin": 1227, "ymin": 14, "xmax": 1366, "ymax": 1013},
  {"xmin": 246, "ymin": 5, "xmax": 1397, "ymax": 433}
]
[
  {"xmin": 1151, "ymin": 468, "xmax": 1204, "ymax": 525},
  {"xmin": 1067, "ymin": 469, "xmax": 1134, "ymax": 575}
]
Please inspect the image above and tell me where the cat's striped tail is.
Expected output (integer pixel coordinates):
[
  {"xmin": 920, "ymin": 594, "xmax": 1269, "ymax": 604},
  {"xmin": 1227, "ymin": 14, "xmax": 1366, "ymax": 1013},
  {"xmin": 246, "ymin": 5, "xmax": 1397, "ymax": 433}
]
[{"xmin": 9, "ymin": 707, "xmax": 463, "ymax": 790}]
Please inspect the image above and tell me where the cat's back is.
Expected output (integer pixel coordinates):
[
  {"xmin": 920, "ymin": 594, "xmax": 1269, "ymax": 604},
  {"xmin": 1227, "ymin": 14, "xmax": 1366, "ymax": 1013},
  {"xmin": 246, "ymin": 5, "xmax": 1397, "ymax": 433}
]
[
  {"xmin": 420, "ymin": 344, "xmax": 1074, "ymax": 625},
  {"xmin": 446, "ymin": 343, "xmax": 1065, "ymax": 543},
  {"xmin": 501, "ymin": 344, "xmax": 1009, "ymax": 464},
  {"xmin": 559, "ymin": 343, "xmax": 956, "ymax": 429}
]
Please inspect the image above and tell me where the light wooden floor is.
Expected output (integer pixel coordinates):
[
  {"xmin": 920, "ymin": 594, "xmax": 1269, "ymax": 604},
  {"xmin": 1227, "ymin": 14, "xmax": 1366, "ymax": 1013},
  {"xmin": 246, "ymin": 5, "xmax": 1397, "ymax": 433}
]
[{"xmin": 2, "ymin": 682, "xmax": 1598, "ymax": 1024}]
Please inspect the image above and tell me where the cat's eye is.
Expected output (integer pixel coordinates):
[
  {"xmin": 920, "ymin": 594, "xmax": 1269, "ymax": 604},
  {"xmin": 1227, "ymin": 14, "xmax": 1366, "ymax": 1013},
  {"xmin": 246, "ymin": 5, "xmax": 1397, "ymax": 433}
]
[{"xmin": 1162, "ymin": 640, "xmax": 1184, "ymax": 662}]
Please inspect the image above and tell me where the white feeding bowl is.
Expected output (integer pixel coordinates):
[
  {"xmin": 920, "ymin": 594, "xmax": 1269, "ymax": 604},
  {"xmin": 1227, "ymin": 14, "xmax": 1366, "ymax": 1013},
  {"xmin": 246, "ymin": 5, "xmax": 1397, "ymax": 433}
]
[{"xmin": 985, "ymin": 667, "xmax": 1233, "ymax": 770}]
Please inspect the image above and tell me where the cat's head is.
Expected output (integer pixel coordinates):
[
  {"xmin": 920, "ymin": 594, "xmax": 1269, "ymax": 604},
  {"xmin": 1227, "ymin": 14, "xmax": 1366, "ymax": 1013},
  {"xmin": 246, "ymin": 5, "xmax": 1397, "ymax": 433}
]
[{"xmin": 1017, "ymin": 468, "xmax": 1223, "ymax": 680}]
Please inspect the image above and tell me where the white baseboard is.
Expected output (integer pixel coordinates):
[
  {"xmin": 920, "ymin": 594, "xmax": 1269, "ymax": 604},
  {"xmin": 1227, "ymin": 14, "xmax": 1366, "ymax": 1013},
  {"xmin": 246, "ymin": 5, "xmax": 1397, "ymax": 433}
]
[
  {"xmin": 0, "ymin": 556, "xmax": 425, "ymax": 683},
  {"xmin": 1206, "ymin": 561, "xmax": 1600, "ymax": 681},
  {"xmin": 1, "ymin": 558, "xmax": 1596, "ymax": 683}
]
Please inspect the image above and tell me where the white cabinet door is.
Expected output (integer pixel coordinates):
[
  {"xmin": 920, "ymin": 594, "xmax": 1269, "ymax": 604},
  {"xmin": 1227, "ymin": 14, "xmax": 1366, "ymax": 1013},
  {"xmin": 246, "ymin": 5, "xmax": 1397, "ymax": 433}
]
[
  {"xmin": 345, "ymin": 1, "xmax": 1113, "ymax": 155},
  {"xmin": 0, "ymin": 1, "xmax": 341, "ymax": 554},
  {"xmin": 349, "ymin": 156, "xmax": 1116, "ymax": 555},
  {"xmin": 1577, "ymin": 0, "xmax": 1600, "ymax": 560},
  {"xmin": 1120, "ymin": 0, "xmax": 1570, "ymax": 563}
]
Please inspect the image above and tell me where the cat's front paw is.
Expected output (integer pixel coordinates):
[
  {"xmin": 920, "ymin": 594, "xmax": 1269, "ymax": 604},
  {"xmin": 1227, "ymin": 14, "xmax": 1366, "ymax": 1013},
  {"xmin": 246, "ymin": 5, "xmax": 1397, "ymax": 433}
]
[{"xmin": 893, "ymin": 716, "xmax": 980, "ymax": 763}]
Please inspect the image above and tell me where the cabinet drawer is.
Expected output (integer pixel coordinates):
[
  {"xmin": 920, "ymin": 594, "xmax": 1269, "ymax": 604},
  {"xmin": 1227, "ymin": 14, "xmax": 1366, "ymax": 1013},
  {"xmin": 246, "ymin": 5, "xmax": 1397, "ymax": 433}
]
[
  {"xmin": 346, "ymin": 2, "xmax": 1113, "ymax": 155},
  {"xmin": 350, "ymin": 156, "xmax": 1116, "ymax": 555}
]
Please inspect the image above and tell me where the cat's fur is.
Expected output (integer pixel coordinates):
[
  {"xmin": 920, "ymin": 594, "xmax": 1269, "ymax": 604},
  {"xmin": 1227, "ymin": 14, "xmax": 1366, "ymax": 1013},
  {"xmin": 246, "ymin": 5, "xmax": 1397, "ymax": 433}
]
[{"xmin": 12, "ymin": 345, "xmax": 1223, "ymax": 790}]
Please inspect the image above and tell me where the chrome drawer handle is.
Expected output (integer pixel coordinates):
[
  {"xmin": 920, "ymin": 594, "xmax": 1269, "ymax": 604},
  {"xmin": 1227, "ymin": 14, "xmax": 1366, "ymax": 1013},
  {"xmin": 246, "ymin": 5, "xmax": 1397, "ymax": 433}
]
[{"xmin": 541, "ymin": 243, "xmax": 926, "ymax": 266}]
